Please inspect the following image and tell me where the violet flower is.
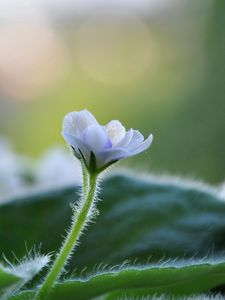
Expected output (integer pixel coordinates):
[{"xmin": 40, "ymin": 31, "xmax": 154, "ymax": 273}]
[{"xmin": 62, "ymin": 109, "xmax": 153, "ymax": 172}]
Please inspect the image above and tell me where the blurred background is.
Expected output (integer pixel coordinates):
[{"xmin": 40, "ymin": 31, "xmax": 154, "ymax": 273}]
[{"xmin": 0, "ymin": 0, "xmax": 224, "ymax": 197}]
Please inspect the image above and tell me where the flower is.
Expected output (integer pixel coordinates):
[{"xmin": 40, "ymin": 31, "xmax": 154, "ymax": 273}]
[{"xmin": 62, "ymin": 109, "xmax": 153, "ymax": 172}]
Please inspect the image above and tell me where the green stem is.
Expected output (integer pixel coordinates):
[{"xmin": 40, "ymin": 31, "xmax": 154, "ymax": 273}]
[
  {"xmin": 36, "ymin": 171, "xmax": 98, "ymax": 300},
  {"xmin": 81, "ymin": 160, "xmax": 89, "ymax": 199}
]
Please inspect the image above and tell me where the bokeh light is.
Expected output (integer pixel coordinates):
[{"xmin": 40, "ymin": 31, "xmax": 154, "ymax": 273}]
[
  {"xmin": 0, "ymin": 0, "xmax": 224, "ymax": 183},
  {"xmin": 75, "ymin": 9, "xmax": 157, "ymax": 85},
  {"xmin": 0, "ymin": 22, "xmax": 69, "ymax": 101}
]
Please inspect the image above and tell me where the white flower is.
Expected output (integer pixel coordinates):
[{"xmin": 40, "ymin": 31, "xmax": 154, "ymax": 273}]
[{"xmin": 62, "ymin": 109, "xmax": 153, "ymax": 172}]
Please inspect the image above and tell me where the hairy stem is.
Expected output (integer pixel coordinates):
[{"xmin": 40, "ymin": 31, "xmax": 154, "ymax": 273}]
[
  {"xmin": 81, "ymin": 160, "xmax": 89, "ymax": 199},
  {"xmin": 36, "ymin": 170, "xmax": 98, "ymax": 300}
]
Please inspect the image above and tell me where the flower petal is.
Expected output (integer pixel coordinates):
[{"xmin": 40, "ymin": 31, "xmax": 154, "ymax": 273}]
[
  {"xmin": 63, "ymin": 110, "xmax": 99, "ymax": 139},
  {"xmin": 131, "ymin": 134, "xmax": 153, "ymax": 155},
  {"xmin": 126, "ymin": 130, "xmax": 144, "ymax": 151},
  {"xmin": 116, "ymin": 129, "xmax": 133, "ymax": 147},
  {"xmin": 83, "ymin": 125, "xmax": 112, "ymax": 153},
  {"xmin": 105, "ymin": 120, "xmax": 126, "ymax": 146},
  {"xmin": 62, "ymin": 132, "xmax": 91, "ymax": 163},
  {"xmin": 62, "ymin": 109, "xmax": 153, "ymax": 171},
  {"xmin": 97, "ymin": 147, "xmax": 130, "ymax": 168}
]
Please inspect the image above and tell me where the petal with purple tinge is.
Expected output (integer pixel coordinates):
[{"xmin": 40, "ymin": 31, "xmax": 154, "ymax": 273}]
[
  {"xmin": 105, "ymin": 120, "xmax": 126, "ymax": 146},
  {"xmin": 132, "ymin": 134, "xmax": 153, "ymax": 155},
  {"xmin": 116, "ymin": 129, "xmax": 133, "ymax": 148},
  {"xmin": 126, "ymin": 130, "xmax": 144, "ymax": 152},
  {"xmin": 63, "ymin": 110, "xmax": 99, "ymax": 139},
  {"xmin": 62, "ymin": 132, "xmax": 91, "ymax": 163},
  {"xmin": 62, "ymin": 109, "xmax": 153, "ymax": 171},
  {"xmin": 97, "ymin": 147, "xmax": 130, "ymax": 168},
  {"xmin": 83, "ymin": 125, "xmax": 112, "ymax": 153}
]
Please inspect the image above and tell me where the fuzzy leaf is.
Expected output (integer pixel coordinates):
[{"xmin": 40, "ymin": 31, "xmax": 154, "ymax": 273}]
[
  {"xmin": 0, "ymin": 253, "xmax": 50, "ymax": 299},
  {"xmin": 8, "ymin": 260, "xmax": 225, "ymax": 299},
  {"xmin": 0, "ymin": 267, "xmax": 21, "ymax": 297},
  {"xmin": 0, "ymin": 173, "xmax": 225, "ymax": 274}
]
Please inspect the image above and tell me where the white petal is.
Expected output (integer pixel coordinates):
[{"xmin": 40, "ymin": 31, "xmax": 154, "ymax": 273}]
[
  {"xmin": 131, "ymin": 134, "xmax": 153, "ymax": 155},
  {"xmin": 96, "ymin": 147, "xmax": 130, "ymax": 168},
  {"xmin": 116, "ymin": 129, "xmax": 133, "ymax": 147},
  {"xmin": 62, "ymin": 109, "xmax": 153, "ymax": 170},
  {"xmin": 105, "ymin": 120, "xmax": 126, "ymax": 146},
  {"xmin": 126, "ymin": 130, "xmax": 144, "ymax": 151},
  {"xmin": 62, "ymin": 132, "xmax": 91, "ymax": 162},
  {"xmin": 63, "ymin": 110, "xmax": 99, "ymax": 139},
  {"xmin": 83, "ymin": 125, "xmax": 112, "ymax": 153}
]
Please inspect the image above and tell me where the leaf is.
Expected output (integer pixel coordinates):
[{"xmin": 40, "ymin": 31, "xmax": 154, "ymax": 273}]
[
  {"xmin": 0, "ymin": 172, "xmax": 225, "ymax": 275},
  {"xmin": 0, "ymin": 266, "xmax": 21, "ymax": 297},
  {"xmin": 0, "ymin": 252, "xmax": 50, "ymax": 299},
  {"xmin": 8, "ymin": 260, "xmax": 225, "ymax": 300}
]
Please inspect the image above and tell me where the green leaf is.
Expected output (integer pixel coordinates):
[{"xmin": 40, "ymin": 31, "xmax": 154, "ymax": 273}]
[
  {"xmin": 0, "ymin": 172, "xmax": 225, "ymax": 274},
  {"xmin": 2, "ymin": 173, "xmax": 225, "ymax": 298},
  {"xmin": 51, "ymin": 261, "xmax": 225, "ymax": 300},
  {"xmin": 8, "ymin": 260, "xmax": 225, "ymax": 300},
  {"xmin": 0, "ymin": 266, "xmax": 21, "ymax": 297},
  {"xmin": 0, "ymin": 252, "xmax": 50, "ymax": 299}
]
